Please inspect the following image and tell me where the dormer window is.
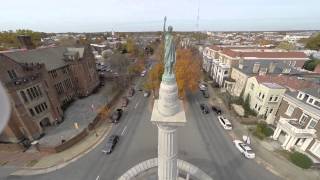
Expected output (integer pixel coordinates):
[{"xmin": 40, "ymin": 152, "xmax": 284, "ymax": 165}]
[
  {"xmin": 297, "ymin": 92, "xmax": 304, "ymax": 100},
  {"xmin": 307, "ymin": 97, "xmax": 314, "ymax": 104}
]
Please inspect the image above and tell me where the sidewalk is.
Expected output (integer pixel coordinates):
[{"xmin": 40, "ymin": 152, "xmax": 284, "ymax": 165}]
[
  {"xmin": 11, "ymin": 121, "xmax": 112, "ymax": 176},
  {"xmin": 205, "ymin": 80, "xmax": 320, "ymax": 180}
]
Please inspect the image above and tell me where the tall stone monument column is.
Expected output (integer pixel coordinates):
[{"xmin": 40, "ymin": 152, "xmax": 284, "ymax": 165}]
[{"xmin": 151, "ymin": 17, "xmax": 186, "ymax": 180}]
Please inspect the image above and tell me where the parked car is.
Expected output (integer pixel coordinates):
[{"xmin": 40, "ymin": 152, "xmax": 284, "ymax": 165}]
[
  {"xmin": 202, "ymin": 90, "xmax": 209, "ymax": 98},
  {"xmin": 200, "ymin": 103, "xmax": 209, "ymax": 114},
  {"xmin": 217, "ymin": 116, "xmax": 232, "ymax": 130},
  {"xmin": 199, "ymin": 83, "xmax": 208, "ymax": 91},
  {"xmin": 128, "ymin": 88, "xmax": 135, "ymax": 97},
  {"xmin": 110, "ymin": 109, "xmax": 123, "ymax": 123},
  {"xmin": 233, "ymin": 140, "xmax": 255, "ymax": 159},
  {"xmin": 102, "ymin": 135, "xmax": 119, "ymax": 154},
  {"xmin": 212, "ymin": 106, "xmax": 222, "ymax": 115},
  {"xmin": 143, "ymin": 91, "xmax": 150, "ymax": 97},
  {"xmin": 121, "ymin": 97, "xmax": 129, "ymax": 107}
]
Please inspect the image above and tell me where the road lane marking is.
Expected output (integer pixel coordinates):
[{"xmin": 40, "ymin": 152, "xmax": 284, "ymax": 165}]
[
  {"xmin": 121, "ymin": 126, "xmax": 127, "ymax": 136},
  {"xmin": 96, "ymin": 175, "xmax": 100, "ymax": 180},
  {"xmin": 134, "ymin": 102, "xmax": 139, "ymax": 109}
]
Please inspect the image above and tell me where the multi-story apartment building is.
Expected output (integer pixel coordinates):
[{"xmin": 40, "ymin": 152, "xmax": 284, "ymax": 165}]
[
  {"xmin": 226, "ymin": 60, "xmax": 304, "ymax": 97},
  {"xmin": 202, "ymin": 46, "xmax": 309, "ymax": 87},
  {"xmin": 243, "ymin": 75, "xmax": 316, "ymax": 117},
  {"xmin": 272, "ymin": 88, "xmax": 320, "ymax": 161},
  {"xmin": 0, "ymin": 37, "xmax": 99, "ymax": 144}
]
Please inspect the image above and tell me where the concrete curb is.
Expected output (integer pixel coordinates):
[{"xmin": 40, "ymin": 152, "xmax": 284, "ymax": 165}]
[{"xmin": 10, "ymin": 124, "xmax": 113, "ymax": 176}]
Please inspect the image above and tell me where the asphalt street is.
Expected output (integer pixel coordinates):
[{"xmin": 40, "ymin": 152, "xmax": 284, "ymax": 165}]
[{"xmin": 4, "ymin": 87, "xmax": 280, "ymax": 180}]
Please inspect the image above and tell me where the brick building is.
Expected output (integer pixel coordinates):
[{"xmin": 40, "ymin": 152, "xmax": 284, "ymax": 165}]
[
  {"xmin": 0, "ymin": 39, "xmax": 99, "ymax": 144},
  {"xmin": 272, "ymin": 88, "xmax": 320, "ymax": 161}
]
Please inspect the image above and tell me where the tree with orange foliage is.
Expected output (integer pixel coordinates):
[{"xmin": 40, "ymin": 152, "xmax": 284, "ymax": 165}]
[
  {"xmin": 145, "ymin": 47, "xmax": 200, "ymax": 98},
  {"xmin": 175, "ymin": 48, "xmax": 201, "ymax": 97}
]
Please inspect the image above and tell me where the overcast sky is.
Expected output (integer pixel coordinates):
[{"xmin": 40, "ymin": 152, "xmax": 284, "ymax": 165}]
[{"xmin": 1, "ymin": 0, "xmax": 319, "ymax": 32}]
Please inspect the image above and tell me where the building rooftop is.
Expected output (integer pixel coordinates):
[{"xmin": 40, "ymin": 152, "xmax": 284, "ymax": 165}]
[
  {"xmin": 236, "ymin": 60, "xmax": 304, "ymax": 75},
  {"xmin": 285, "ymin": 91, "xmax": 320, "ymax": 119},
  {"xmin": 2, "ymin": 46, "xmax": 84, "ymax": 71},
  {"xmin": 302, "ymin": 87, "xmax": 320, "ymax": 99},
  {"xmin": 207, "ymin": 46, "xmax": 308, "ymax": 59},
  {"xmin": 256, "ymin": 75, "xmax": 317, "ymax": 91},
  {"xmin": 262, "ymin": 82, "xmax": 284, "ymax": 89}
]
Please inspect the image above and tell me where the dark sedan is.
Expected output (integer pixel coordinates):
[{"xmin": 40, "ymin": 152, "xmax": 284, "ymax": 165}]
[
  {"xmin": 212, "ymin": 106, "xmax": 222, "ymax": 115},
  {"xmin": 200, "ymin": 103, "xmax": 209, "ymax": 114},
  {"xmin": 110, "ymin": 109, "xmax": 123, "ymax": 123},
  {"xmin": 102, "ymin": 135, "xmax": 119, "ymax": 154}
]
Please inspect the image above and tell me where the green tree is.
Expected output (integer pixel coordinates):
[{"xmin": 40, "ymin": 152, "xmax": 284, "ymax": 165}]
[
  {"xmin": 303, "ymin": 58, "xmax": 320, "ymax": 71},
  {"xmin": 305, "ymin": 33, "xmax": 320, "ymax": 50},
  {"xmin": 277, "ymin": 41, "xmax": 295, "ymax": 51}
]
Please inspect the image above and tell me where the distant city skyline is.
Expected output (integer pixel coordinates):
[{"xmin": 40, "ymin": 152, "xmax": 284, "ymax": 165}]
[{"xmin": 1, "ymin": 0, "xmax": 320, "ymax": 32}]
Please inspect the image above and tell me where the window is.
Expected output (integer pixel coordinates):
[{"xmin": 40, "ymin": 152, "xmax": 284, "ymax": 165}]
[
  {"xmin": 262, "ymin": 94, "xmax": 265, "ymax": 99},
  {"xmin": 298, "ymin": 92, "xmax": 304, "ymax": 100},
  {"xmin": 30, "ymin": 88, "xmax": 36, "ymax": 98},
  {"xmin": 29, "ymin": 109, "xmax": 35, "ymax": 116},
  {"xmin": 307, "ymin": 98, "xmax": 314, "ymax": 104},
  {"xmin": 269, "ymin": 96, "xmax": 273, "ymax": 101},
  {"xmin": 285, "ymin": 104, "xmax": 295, "ymax": 116},
  {"xmin": 299, "ymin": 114, "xmax": 309, "ymax": 125},
  {"xmin": 259, "ymin": 92, "xmax": 261, "ymax": 97},
  {"xmin": 274, "ymin": 96, "xmax": 278, "ymax": 102},
  {"xmin": 35, "ymin": 106, "xmax": 40, "ymax": 114},
  {"xmin": 258, "ymin": 106, "xmax": 261, "ymax": 111},
  {"xmin": 33, "ymin": 87, "xmax": 39, "ymax": 97},
  {"xmin": 27, "ymin": 89, "xmax": 33, "ymax": 100},
  {"xmin": 269, "ymin": 108, "xmax": 273, "ymax": 114},
  {"xmin": 308, "ymin": 119, "xmax": 318, "ymax": 129},
  {"xmin": 37, "ymin": 86, "xmax": 42, "ymax": 96},
  {"xmin": 20, "ymin": 91, "xmax": 28, "ymax": 103},
  {"xmin": 7, "ymin": 70, "xmax": 17, "ymax": 80},
  {"xmin": 255, "ymin": 104, "xmax": 258, "ymax": 109},
  {"xmin": 250, "ymin": 83, "xmax": 254, "ymax": 90}
]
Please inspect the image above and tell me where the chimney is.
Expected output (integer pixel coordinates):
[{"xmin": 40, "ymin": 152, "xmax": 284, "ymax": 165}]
[
  {"xmin": 17, "ymin": 35, "xmax": 35, "ymax": 50},
  {"xmin": 253, "ymin": 63, "xmax": 260, "ymax": 73},
  {"xmin": 268, "ymin": 62, "xmax": 277, "ymax": 73}
]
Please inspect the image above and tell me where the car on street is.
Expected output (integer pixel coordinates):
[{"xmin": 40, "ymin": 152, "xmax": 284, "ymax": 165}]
[
  {"xmin": 202, "ymin": 90, "xmax": 209, "ymax": 98},
  {"xmin": 199, "ymin": 83, "xmax": 208, "ymax": 91},
  {"xmin": 121, "ymin": 97, "xmax": 129, "ymax": 107},
  {"xmin": 212, "ymin": 106, "xmax": 222, "ymax": 115},
  {"xmin": 128, "ymin": 88, "xmax": 135, "ymax": 97},
  {"xmin": 217, "ymin": 116, "xmax": 232, "ymax": 130},
  {"xmin": 110, "ymin": 109, "xmax": 123, "ymax": 123},
  {"xmin": 233, "ymin": 140, "xmax": 255, "ymax": 159},
  {"xmin": 102, "ymin": 135, "xmax": 119, "ymax": 154},
  {"xmin": 200, "ymin": 103, "xmax": 209, "ymax": 114}
]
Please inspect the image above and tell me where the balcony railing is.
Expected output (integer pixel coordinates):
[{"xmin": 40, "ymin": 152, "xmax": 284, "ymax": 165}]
[{"xmin": 278, "ymin": 117, "xmax": 316, "ymax": 138}]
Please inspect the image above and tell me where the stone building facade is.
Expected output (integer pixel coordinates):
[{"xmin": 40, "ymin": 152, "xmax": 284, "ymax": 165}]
[{"xmin": 0, "ymin": 44, "xmax": 99, "ymax": 144}]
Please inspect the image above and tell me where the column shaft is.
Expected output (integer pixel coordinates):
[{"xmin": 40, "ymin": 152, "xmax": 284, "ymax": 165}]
[{"xmin": 158, "ymin": 125, "xmax": 178, "ymax": 180}]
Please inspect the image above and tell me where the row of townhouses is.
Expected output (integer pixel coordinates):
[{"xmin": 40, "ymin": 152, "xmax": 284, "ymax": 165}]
[
  {"xmin": 0, "ymin": 36, "xmax": 99, "ymax": 144},
  {"xmin": 202, "ymin": 45, "xmax": 320, "ymax": 161}
]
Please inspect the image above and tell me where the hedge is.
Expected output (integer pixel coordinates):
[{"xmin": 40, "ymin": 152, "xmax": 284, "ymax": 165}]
[
  {"xmin": 289, "ymin": 152, "xmax": 313, "ymax": 169},
  {"xmin": 253, "ymin": 122, "xmax": 274, "ymax": 140}
]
